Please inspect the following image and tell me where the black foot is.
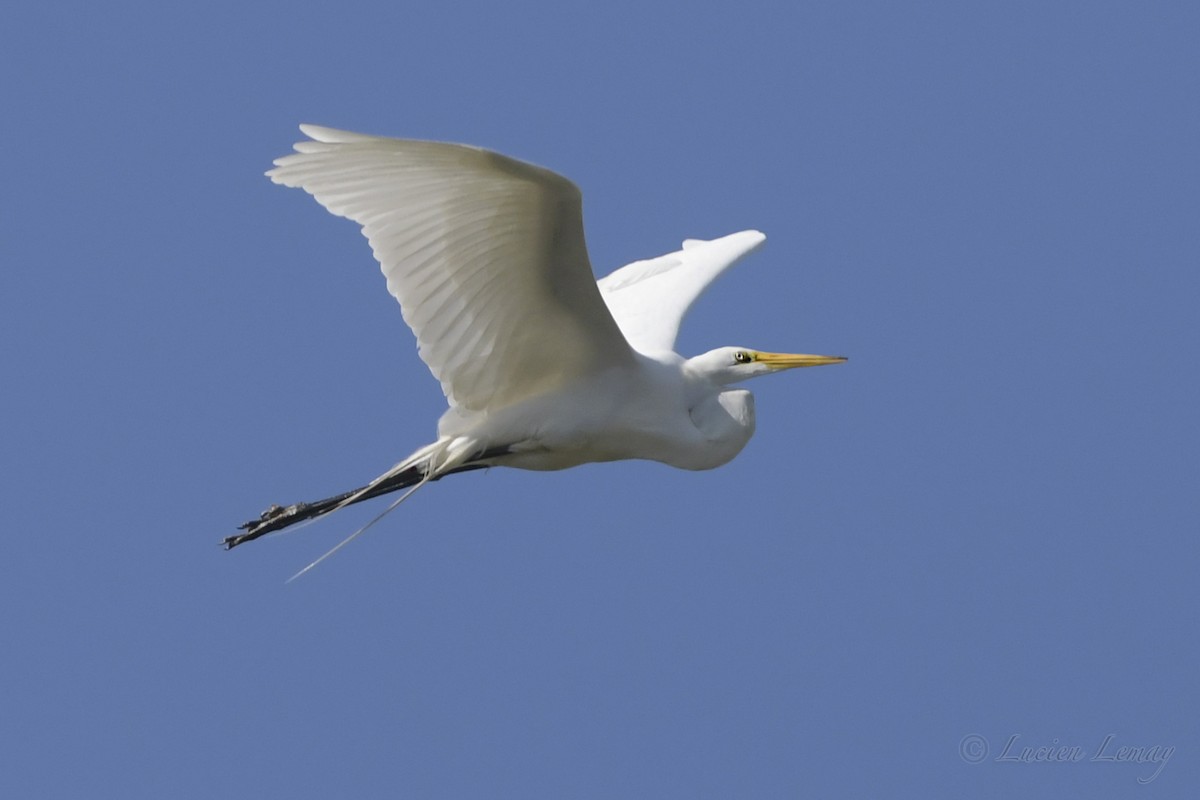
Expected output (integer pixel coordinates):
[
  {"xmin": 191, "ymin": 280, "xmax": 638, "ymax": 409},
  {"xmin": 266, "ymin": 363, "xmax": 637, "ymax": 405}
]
[{"xmin": 223, "ymin": 501, "xmax": 330, "ymax": 549}]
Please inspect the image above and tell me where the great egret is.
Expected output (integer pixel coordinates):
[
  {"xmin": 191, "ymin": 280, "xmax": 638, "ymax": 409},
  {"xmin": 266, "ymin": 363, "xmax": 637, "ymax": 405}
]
[{"xmin": 226, "ymin": 125, "xmax": 845, "ymax": 557}]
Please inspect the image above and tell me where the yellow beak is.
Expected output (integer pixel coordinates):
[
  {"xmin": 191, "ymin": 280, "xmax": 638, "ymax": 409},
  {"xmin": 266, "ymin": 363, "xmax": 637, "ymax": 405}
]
[{"xmin": 755, "ymin": 351, "xmax": 848, "ymax": 369}]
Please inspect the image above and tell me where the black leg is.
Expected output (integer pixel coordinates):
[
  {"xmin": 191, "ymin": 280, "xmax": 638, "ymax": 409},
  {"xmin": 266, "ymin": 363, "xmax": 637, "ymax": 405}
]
[{"xmin": 224, "ymin": 446, "xmax": 511, "ymax": 549}]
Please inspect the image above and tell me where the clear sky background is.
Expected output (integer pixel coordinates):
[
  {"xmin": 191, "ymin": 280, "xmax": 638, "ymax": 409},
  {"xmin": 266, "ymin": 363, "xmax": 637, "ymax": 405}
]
[{"xmin": 2, "ymin": 1, "xmax": 1196, "ymax": 797}]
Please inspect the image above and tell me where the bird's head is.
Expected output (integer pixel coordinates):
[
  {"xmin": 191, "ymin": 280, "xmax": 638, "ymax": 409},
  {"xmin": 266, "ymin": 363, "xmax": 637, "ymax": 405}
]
[{"xmin": 688, "ymin": 346, "xmax": 847, "ymax": 386}]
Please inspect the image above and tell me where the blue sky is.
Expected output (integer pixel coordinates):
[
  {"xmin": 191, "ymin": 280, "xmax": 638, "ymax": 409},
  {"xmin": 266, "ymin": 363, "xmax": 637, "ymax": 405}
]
[{"xmin": 2, "ymin": 1, "xmax": 1196, "ymax": 797}]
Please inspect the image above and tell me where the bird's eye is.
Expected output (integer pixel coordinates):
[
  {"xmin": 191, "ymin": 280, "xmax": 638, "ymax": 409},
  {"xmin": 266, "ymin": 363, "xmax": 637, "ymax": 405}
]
[{"xmin": 734, "ymin": 351, "xmax": 753, "ymax": 364}]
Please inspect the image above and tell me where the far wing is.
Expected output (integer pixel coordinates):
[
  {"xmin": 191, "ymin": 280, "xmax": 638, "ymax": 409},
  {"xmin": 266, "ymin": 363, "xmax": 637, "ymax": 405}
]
[
  {"xmin": 597, "ymin": 230, "xmax": 766, "ymax": 353},
  {"xmin": 268, "ymin": 125, "xmax": 635, "ymax": 412}
]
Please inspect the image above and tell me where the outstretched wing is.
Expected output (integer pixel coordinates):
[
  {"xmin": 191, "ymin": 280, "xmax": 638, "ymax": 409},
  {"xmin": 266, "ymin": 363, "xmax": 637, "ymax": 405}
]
[
  {"xmin": 268, "ymin": 125, "xmax": 635, "ymax": 412},
  {"xmin": 597, "ymin": 230, "xmax": 766, "ymax": 354}
]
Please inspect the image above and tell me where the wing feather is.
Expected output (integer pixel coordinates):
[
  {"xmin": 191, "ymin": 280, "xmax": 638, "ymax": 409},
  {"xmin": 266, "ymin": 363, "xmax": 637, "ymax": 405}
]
[
  {"xmin": 597, "ymin": 230, "xmax": 766, "ymax": 353},
  {"xmin": 268, "ymin": 125, "xmax": 634, "ymax": 412}
]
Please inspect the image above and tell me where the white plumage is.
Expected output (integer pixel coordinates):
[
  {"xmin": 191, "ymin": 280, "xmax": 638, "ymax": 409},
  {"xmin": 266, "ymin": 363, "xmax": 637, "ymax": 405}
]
[{"xmin": 235, "ymin": 124, "xmax": 845, "ymax": 560}]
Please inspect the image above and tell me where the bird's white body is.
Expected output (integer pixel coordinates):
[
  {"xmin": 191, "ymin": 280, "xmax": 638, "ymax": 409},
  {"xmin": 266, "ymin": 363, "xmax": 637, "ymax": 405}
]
[
  {"xmin": 437, "ymin": 349, "xmax": 755, "ymax": 472},
  {"xmin": 252, "ymin": 124, "xmax": 844, "ymax": 556}
]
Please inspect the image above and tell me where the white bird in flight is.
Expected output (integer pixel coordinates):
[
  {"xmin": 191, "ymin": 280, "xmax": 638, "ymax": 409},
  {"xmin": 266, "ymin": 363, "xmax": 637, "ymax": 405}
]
[{"xmin": 227, "ymin": 125, "xmax": 845, "ymax": 560}]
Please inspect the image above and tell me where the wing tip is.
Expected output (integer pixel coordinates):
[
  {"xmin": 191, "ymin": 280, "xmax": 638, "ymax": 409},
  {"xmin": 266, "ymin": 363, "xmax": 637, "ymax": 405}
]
[
  {"xmin": 264, "ymin": 124, "xmax": 376, "ymax": 182},
  {"xmin": 297, "ymin": 123, "xmax": 375, "ymax": 143},
  {"xmin": 681, "ymin": 229, "xmax": 766, "ymax": 250}
]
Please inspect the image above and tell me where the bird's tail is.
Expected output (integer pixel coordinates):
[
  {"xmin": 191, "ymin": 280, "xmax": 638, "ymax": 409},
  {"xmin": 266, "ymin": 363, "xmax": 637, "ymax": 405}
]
[
  {"xmin": 283, "ymin": 436, "xmax": 483, "ymax": 581},
  {"xmin": 339, "ymin": 434, "xmax": 482, "ymax": 511}
]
